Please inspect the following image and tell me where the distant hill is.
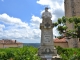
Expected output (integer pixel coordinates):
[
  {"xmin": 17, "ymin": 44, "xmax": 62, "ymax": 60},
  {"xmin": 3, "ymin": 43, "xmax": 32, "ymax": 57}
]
[{"xmin": 23, "ymin": 43, "xmax": 40, "ymax": 48}]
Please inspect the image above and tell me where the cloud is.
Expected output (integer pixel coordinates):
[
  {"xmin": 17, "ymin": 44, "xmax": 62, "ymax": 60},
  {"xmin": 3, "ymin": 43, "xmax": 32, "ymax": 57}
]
[
  {"xmin": 30, "ymin": 15, "xmax": 42, "ymax": 28},
  {"xmin": 37, "ymin": 0, "xmax": 64, "ymax": 36},
  {"xmin": 0, "ymin": 24, "xmax": 5, "ymax": 32},
  {"xmin": 0, "ymin": 0, "xmax": 64, "ymax": 43},
  {"xmin": 36, "ymin": 0, "xmax": 65, "ymax": 24},
  {"xmin": 37, "ymin": 0, "xmax": 64, "ymax": 9},
  {"xmin": 0, "ymin": 13, "xmax": 25, "ymax": 25},
  {"xmin": 0, "ymin": 13, "xmax": 41, "ymax": 43}
]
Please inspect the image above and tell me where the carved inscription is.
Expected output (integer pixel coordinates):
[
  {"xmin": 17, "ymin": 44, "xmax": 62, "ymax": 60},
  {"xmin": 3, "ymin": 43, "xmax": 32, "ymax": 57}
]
[{"xmin": 43, "ymin": 31, "xmax": 51, "ymax": 43}]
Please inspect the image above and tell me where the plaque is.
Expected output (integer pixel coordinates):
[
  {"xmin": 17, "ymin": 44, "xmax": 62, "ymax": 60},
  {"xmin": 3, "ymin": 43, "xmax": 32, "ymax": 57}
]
[{"xmin": 45, "ymin": 55, "xmax": 52, "ymax": 58}]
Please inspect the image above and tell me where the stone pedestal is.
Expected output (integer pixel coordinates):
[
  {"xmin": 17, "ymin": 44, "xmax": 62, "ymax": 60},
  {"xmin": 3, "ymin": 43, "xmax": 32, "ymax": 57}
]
[
  {"xmin": 38, "ymin": 18, "xmax": 61, "ymax": 60},
  {"xmin": 41, "ymin": 54, "xmax": 61, "ymax": 60}
]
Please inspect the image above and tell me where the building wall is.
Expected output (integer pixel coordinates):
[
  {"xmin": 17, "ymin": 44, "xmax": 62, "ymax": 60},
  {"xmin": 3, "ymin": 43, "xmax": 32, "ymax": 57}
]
[
  {"xmin": 64, "ymin": 0, "xmax": 80, "ymax": 48},
  {"xmin": 65, "ymin": 0, "xmax": 80, "ymax": 30},
  {"xmin": 54, "ymin": 42, "xmax": 68, "ymax": 48},
  {"xmin": 0, "ymin": 43, "xmax": 23, "ymax": 48},
  {"xmin": 65, "ymin": 0, "xmax": 74, "ymax": 30},
  {"xmin": 73, "ymin": 0, "xmax": 80, "ymax": 17},
  {"xmin": 65, "ymin": 0, "xmax": 80, "ymax": 16},
  {"xmin": 0, "ymin": 44, "xmax": 3, "ymax": 48},
  {"xmin": 64, "ymin": 0, "xmax": 72, "ymax": 17},
  {"xmin": 4, "ymin": 44, "xmax": 18, "ymax": 48},
  {"xmin": 65, "ymin": 0, "xmax": 80, "ymax": 17},
  {"xmin": 17, "ymin": 43, "xmax": 23, "ymax": 47},
  {"xmin": 78, "ymin": 42, "xmax": 80, "ymax": 48},
  {"xmin": 54, "ymin": 41, "xmax": 80, "ymax": 48}
]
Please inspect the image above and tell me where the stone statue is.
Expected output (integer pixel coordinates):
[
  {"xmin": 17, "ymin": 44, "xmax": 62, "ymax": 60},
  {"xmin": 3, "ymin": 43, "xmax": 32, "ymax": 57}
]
[
  {"xmin": 42, "ymin": 7, "xmax": 52, "ymax": 19},
  {"xmin": 38, "ymin": 7, "xmax": 60, "ymax": 60}
]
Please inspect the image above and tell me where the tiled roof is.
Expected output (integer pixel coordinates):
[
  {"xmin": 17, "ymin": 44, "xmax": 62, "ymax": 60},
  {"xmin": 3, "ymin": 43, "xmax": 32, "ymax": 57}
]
[
  {"xmin": 54, "ymin": 38, "xmax": 67, "ymax": 43},
  {"xmin": 0, "ymin": 39, "xmax": 22, "ymax": 44}
]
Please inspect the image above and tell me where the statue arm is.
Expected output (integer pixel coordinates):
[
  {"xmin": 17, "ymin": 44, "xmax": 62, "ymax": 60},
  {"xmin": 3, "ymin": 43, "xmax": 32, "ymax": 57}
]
[
  {"xmin": 42, "ymin": 13, "xmax": 45, "ymax": 18},
  {"xmin": 49, "ymin": 12, "xmax": 52, "ymax": 18}
]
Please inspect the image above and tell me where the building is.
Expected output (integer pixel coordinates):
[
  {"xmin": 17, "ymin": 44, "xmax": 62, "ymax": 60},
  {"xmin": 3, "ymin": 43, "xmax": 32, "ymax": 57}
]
[
  {"xmin": 64, "ymin": 0, "xmax": 80, "ymax": 29},
  {"xmin": 54, "ymin": 38, "xmax": 80, "ymax": 48},
  {"xmin": 64, "ymin": 0, "xmax": 80, "ymax": 17},
  {"xmin": 53, "ymin": 0, "xmax": 80, "ymax": 48},
  {"xmin": 0, "ymin": 39, "xmax": 23, "ymax": 48},
  {"xmin": 64, "ymin": 0, "xmax": 80, "ymax": 30},
  {"xmin": 64, "ymin": 0, "xmax": 80, "ymax": 48},
  {"xmin": 54, "ymin": 38, "xmax": 68, "ymax": 48}
]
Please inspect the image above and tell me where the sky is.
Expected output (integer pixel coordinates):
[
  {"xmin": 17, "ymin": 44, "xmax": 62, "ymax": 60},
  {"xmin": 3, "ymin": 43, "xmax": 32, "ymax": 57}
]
[{"xmin": 0, "ymin": 0, "xmax": 64, "ymax": 43}]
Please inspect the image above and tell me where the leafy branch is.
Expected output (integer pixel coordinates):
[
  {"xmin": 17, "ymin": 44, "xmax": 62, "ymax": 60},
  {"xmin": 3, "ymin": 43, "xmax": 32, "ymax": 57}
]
[{"xmin": 53, "ymin": 16, "xmax": 80, "ymax": 39}]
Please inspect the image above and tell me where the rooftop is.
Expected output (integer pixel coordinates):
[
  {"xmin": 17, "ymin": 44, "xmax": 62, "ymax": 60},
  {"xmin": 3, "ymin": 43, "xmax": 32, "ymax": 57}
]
[
  {"xmin": 54, "ymin": 38, "xmax": 67, "ymax": 43},
  {"xmin": 0, "ymin": 39, "xmax": 22, "ymax": 44}
]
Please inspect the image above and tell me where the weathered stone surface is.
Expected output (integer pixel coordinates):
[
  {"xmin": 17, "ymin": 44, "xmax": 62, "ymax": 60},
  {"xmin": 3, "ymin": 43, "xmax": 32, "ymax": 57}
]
[
  {"xmin": 65, "ymin": 0, "xmax": 80, "ymax": 17},
  {"xmin": 38, "ymin": 7, "xmax": 58, "ymax": 58},
  {"xmin": 41, "ymin": 54, "xmax": 61, "ymax": 60},
  {"xmin": 65, "ymin": 0, "xmax": 80, "ymax": 48},
  {"xmin": 38, "ymin": 18, "xmax": 57, "ymax": 56}
]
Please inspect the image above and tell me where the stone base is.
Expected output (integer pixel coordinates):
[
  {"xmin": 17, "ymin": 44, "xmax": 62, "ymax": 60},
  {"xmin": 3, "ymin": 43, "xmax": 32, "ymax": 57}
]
[
  {"xmin": 41, "ymin": 54, "xmax": 61, "ymax": 60},
  {"xmin": 38, "ymin": 47, "xmax": 57, "ymax": 56},
  {"xmin": 42, "ymin": 58, "xmax": 61, "ymax": 60}
]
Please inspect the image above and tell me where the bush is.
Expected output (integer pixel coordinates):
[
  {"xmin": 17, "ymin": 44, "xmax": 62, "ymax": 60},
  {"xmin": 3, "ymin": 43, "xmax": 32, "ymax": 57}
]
[
  {"xmin": 0, "ymin": 46, "xmax": 41, "ymax": 60},
  {"xmin": 56, "ymin": 46, "xmax": 80, "ymax": 60}
]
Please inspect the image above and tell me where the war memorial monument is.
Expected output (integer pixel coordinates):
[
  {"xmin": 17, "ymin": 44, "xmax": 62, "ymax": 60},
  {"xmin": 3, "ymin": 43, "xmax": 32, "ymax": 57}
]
[{"xmin": 38, "ymin": 7, "xmax": 61, "ymax": 60}]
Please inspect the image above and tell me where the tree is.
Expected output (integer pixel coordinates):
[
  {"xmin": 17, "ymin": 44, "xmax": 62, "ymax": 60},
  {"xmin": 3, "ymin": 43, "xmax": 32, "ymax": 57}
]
[{"xmin": 53, "ymin": 16, "xmax": 80, "ymax": 48}]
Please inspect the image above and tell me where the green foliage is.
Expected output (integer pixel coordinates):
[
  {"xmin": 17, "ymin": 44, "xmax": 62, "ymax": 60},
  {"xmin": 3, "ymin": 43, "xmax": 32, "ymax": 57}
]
[
  {"xmin": 66, "ymin": 30, "xmax": 77, "ymax": 38},
  {"xmin": 73, "ymin": 17, "xmax": 80, "ymax": 24},
  {"xmin": 0, "ymin": 46, "xmax": 41, "ymax": 60},
  {"xmin": 57, "ymin": 26, "xmax": 67, "ymax": 33},
  {"xmin": 56, "ymin": 46, "xmax": 80, "ymax": 60},
  {"xmin": 68, "ymin": 18, "xmax": 74, "ymax": 23},
  {"xmin": 1, "ymin": 46, "xmax": 80, "ymax": 60},
  {"xmin": 57, "ymin": 26, "xmax": 63, "ymax": 33},
  {"xmin": 53, "ymin": 16, "xmax": 80, "ymax": 38},
  {"xmin": 62, "ymin": 16, "xmax": 66, "ymax": 23},
  {"xmin": 53, "ymin": 22, "xmax": 58, "ymax": 27},
  {"xmin": 58, "ymin": 18, "xmax": 62, "ymax": 24}
]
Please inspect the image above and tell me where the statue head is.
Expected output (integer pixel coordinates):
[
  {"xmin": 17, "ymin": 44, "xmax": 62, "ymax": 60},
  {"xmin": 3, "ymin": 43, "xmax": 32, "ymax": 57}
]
[
  {"xmin": 42, "ymin": 7, "xmax": 52, "ymax": 19},
  {"xmin": 45, "ymin": 7, "xmax": 49, "ymax": 12}
]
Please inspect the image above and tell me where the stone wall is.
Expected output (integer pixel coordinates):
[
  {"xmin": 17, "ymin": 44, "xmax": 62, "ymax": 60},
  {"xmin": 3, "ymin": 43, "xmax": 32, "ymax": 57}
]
[
  {"xmin": 54, "ymin": 42, "xmax": 68, "ymax": 48},
  {"xmin": 65, "ymin": 0, "xmax": 80, "ymax": 17},
  {"xmin": 64, "ymin": 0, "xmax": 80, "ymax": 48},
  {"xmin": 0, "ymin": 43, "xmax": 23, "ymax": 48}
]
